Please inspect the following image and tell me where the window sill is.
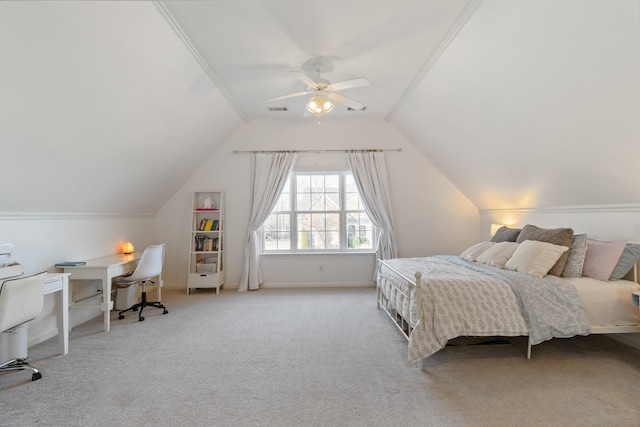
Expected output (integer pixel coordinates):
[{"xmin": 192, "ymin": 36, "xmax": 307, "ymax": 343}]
[{"xmin": 261, "ymin": 251, "xmax": 375, "ymax": 258}]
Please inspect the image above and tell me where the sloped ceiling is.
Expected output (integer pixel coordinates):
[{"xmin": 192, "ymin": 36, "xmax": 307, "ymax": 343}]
[
  {"xmin": 0, "ymin": 1, "xmax": 242, "ymax": 214},
  {"xmin": 392, "ymin": 0, "xmax": 640, "ymax": 210},
  {"xmin": 1, "ymin": 0, "xmax": 639, "ymax": 214}
]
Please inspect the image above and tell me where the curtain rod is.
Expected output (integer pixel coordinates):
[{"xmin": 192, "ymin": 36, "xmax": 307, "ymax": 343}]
[{"xmin": 233, "ymin": 148, "xmax": 402, "ymax": 154}]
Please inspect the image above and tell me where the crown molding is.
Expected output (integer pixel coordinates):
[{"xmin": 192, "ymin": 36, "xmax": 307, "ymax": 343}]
[
  {"xmin": 480, "ymin": 204, "xmax": 640, "ymax": 215},
  {"xmin": 0, "ymin": 212, "xmax": 155, "ymax": 221},
  {"xmin": 386, "ymin": 0, "xmax": 483, "ymax": 121},
  {"xmin": 153, "ymin": 1, "xmax": 247, "ymax": 122}
]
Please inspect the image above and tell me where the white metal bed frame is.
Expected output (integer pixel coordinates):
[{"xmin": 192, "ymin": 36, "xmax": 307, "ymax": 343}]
[{"xmin": 376, "ymin": 258, "xmax": 640, "ymax": 364}]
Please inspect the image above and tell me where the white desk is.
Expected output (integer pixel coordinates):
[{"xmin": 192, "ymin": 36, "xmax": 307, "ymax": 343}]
[
  {"xmin": 44, "ymin": 273, "xmax": 70, "ymax": 355},
  {"xmin": 59, "ymin": 253, "xmax": 161, "ymax": 332}
]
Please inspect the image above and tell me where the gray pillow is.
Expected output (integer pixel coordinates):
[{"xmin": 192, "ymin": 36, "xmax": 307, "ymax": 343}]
[
  {"xmin": 516, "ymin": 224, "xmax": 574, "ymax": 276},
  {"xmin": 609, "ymin": 243, "xmax": 640, "ymax": 281},
  {"xmin": 561, "ymin": 234, "xmax": 587, "ymax": 278},
  {"xmin": 490, "ymin": 226, "xmax": 521, "ymax": 243}
]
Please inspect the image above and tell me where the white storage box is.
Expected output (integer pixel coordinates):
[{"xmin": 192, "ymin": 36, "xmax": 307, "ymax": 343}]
[
  {"xmin": 196, "ymin": 263, "xmax": 217, "ymax": 274},
  {"xmin": 115, "ymin": 283, "xmax": 139, "ymax": 310},
  {"xmin": 0, "ymin": 323, "xmax": 28, "ymax": 361}
]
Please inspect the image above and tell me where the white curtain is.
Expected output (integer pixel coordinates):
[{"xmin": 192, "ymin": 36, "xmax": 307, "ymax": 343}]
[
  {"xmin": 239, "ymin": 152, "xmax": 297, "ymax": 291},
  {"xmin": 346, "ymin": 151, "xmax": 398, "ymax": 262}
]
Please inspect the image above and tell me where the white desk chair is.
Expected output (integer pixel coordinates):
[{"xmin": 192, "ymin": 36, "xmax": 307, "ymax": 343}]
[
  {"xmin": 0, "ymin": 272, "xmax": 47, "ymax": 381},
  {"xmin": 117, "ymin": 244, "xmax": 168, "ymax": 322}
]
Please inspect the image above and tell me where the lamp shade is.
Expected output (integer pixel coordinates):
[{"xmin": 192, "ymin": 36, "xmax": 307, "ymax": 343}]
[
  {"xmin": 306, "ymin": 95, "xmax": 333, "ymax": 115},
  {"xmin": 122, "ymin": 242, "xmax": 134, "ymax": 254}
]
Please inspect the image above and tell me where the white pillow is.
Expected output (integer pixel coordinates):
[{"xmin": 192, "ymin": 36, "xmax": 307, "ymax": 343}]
[
  {"xmin": 476, "ymin": 242, "xmax": 520, "ymax": 268},
  {"xmin": 504, "ymin": 240, "xmax": 569, "ymax": 277},
  {"xmin": 460, "ymin": 242, "xmax": 496, "ymax": 262}
]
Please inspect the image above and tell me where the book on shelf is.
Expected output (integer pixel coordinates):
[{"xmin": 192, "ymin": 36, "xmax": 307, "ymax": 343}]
[
  {"xmin": 194, "ymin": 236, "xmax": 219, "ymax": 252},
  {"xmin": 212, "ymin": 219, "xmax": 219, "ymax": 231},
  {"xmin": 55, "ymin": 261, "xmax": 86, "ymax": 267},
  {"xmin": 204, "ymin": 219, "xmax": 214, "ymax": 231}
]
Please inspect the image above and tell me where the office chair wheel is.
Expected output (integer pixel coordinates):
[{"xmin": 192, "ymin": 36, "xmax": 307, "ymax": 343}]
[
  {"xmin": 32, "ymin": 372, "xmax": 42, "ymax": 381},
  {"xmin": 118, "ymin": 314, "xmax": 125, "ymax": 319},
  {"xmin": 139, "ymin": 316, "xmax": 145, "ymax": 321},
  {"xmin": 163, "ymin": 309, "xmax": 168, "ymax": 314}
]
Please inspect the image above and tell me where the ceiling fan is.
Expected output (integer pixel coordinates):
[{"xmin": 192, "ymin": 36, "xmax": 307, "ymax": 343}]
[{"xmin": 265, "ymin": 63, "xmax": 369, "ymax": 116}]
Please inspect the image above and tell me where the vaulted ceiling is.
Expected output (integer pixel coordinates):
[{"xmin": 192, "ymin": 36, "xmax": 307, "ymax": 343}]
[{"xmin": 2, "ymin": 0, "xmax": 639, "ymax": 213}]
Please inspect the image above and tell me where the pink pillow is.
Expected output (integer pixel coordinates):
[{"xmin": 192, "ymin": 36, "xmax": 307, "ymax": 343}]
[{"xmin": 581, "ymin": 240, "xmax": 626, "ymax": 281}]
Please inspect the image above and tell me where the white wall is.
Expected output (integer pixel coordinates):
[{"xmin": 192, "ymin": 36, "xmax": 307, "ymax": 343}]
[
  {"xmin": 479, "ymin": 205, "xmax": 640, "ymax": 242},
  {"xmin": 155, "ymin": 118, "xmax": 480, "ymax": 289},
  {"xmin": 0, "ymin": 214, "xmax": 156, "ymax": 346},
  {"xmin": 4, "ymin": 118, "xmax": 478, "ymax": 348}
]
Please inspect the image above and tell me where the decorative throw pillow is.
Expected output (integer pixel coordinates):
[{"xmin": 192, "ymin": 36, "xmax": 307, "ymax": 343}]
[
  {"xmin": 460, "ymin": 242, "xmax": 496, "ymax": 262},
  {"xmin": 504, "ymin": 240, "xmax": 569, "ymax": 277},
  {"xmin": 476, "ymin": 242, "xmax": 520, "ymax": 268},
  {"xmin": 608, "ymin": 243, "xmax": 640, "ymax": 281},
  {"xmin": 516, "ymin": 224, "xmax": 574, "ymax": 276},
  {"xmin": 561, "ymin": 233, "xmax": 588, "ymax": 278},
  {"xmin": 581, "ymin": 239, "xmax": 626, "ymax": 281},
  {"xmin": 490, "ymin": 226, "xmax": 522, "ymax": 243}
]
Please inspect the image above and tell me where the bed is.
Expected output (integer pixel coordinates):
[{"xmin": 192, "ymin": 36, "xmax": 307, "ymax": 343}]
[{"xmin": 376, "ymin": 225, "xmax": 640, "ymax": 365}]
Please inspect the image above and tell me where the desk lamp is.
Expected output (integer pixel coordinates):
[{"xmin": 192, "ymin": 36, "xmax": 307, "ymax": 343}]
[{"xmin": 122, "ymin": 242, "xmax": 134, "ymax": 254}]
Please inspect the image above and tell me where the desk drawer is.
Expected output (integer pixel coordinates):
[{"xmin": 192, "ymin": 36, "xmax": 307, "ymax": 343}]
[{"xmin": 44, "ymin": 277, "xmax": 63, "ymax": 294}]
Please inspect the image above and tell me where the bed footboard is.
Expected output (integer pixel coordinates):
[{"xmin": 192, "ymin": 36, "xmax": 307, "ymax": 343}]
[{"xmin": 376, "ymin": 259, "xmax": 422, "ymax": 340}]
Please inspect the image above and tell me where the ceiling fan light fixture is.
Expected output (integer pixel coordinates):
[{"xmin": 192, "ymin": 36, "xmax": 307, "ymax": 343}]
[{"xmin": 306, "ymin": 95, "xmax": 333, "ymax": 115}]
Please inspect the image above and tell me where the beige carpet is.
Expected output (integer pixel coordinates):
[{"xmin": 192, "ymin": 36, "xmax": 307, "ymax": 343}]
[{"xmin": 2, "ymin": 287, "xmax": 640, "ymax": 426}]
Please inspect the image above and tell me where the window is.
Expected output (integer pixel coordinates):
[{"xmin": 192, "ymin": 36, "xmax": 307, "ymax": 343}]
[{"xmin": 262, "ymin": 172, "xmax": 374, "ymax": 252}]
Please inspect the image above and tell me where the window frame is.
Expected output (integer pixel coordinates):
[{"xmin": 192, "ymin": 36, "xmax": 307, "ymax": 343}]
[{"xmin": 261, "ymin": 171, "xmax": 376, "ymax": 254}]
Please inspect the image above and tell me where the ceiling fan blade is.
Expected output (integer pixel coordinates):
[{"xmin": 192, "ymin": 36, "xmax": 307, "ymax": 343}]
[
  {"xmin": 291, "ymin": 71, "xmax": 318, "ymax": 88},
  {"xmin": 265, "ymin": 91, "xmax": 310, "ymax": 102},
  {"xmin": 327, "ymin": 92, "xmax": 365, "ymax": 110},
  {"xmin": 326, "ymin": 77, "xmax": 370, "ymax": 92}
]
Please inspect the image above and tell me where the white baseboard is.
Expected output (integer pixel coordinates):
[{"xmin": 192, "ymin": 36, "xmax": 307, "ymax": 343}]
[
  {"xmin": 163, "ymin": 282, "xmax": 375, "ymax": 290},
  {"xmin": 261, "ymin": 282, "xmax": 375, "ymax": 288},
  {"xmin": 28, "ymin": 329, "xmax": 59, "ymax": 348}
]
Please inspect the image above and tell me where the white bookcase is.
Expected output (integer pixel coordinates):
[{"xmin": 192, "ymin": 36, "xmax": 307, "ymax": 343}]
[{"xmin": 187, "ymin": 191, "xmax": 225, "ymax": 294}]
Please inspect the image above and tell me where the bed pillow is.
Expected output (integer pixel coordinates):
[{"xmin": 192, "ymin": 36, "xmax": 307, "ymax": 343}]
[
  {"xmin": 608, "ymin": 243, "xmax": 640, "ymax": 281},
  {"xmin": 516, "ymin": 224, "xmax": 573, "ymax": 277},
  {"xmin": 581, "ymin": 239, "xmax": 626, "ymax": 281},
  {"xmin": 460, "ymin": 242, "xmax": 496, "ymax": 262},
  {"xmin": 504, "ymin": 240, "xmax": 569, "ymax": 277},
  {"xmin": 476, "ymin": 242, "xmax": 520, "ymax": 268},
  {"xmin": 561, "ymin": 233, "xmax": 588, "ymax": 278},
  {"xmin": 490, "ymin": 226, "xmax": 521, "ymax": 243}
]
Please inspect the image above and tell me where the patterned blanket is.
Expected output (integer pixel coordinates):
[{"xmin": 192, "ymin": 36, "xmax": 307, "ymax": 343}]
[{"xmin": 378, "ymin": 256, "xmax": 590, "ymax": 363}]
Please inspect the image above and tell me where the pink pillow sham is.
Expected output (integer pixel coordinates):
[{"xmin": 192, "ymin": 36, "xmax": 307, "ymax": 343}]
[{"xmin": 581, "ymin": 239, "xmax": 626, "ymax": 281}]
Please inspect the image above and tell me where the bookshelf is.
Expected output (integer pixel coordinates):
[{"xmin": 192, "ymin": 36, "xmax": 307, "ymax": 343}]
[{"xmin": 187, "ymin": 191, "xmax": 225, "ymax": 294}]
